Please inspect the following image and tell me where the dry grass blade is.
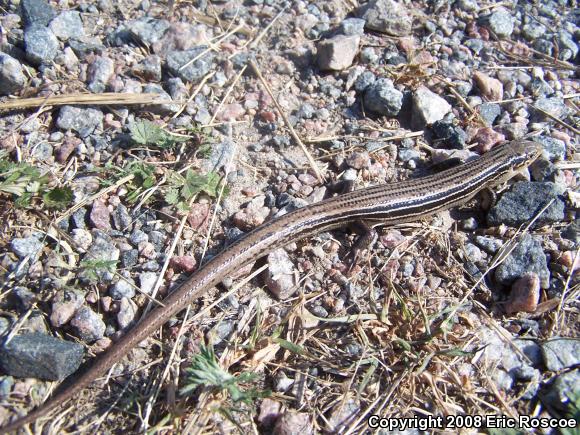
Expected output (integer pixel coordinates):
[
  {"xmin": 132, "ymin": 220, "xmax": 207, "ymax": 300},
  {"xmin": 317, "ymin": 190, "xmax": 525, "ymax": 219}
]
[{"xmin": 0, "ymin": 93, "xmax": 170, "ymax": 111}]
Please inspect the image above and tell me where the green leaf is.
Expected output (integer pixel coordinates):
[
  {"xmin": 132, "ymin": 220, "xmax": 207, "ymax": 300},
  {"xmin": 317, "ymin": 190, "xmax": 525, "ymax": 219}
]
[
  {"xmin": 273, "ymin": 337, "xmax": 305, "ymax": 355},
  {"xmin": 165, "ymin": 188, "xmax": 180, "ymax": 205},
  {"xmin": 182, "ymin": 170, "xmax": 223, "ymax": 200},
  {"xmin": 129, "ymin": 119, "xmax": 166, "ymax": 145},
  {"xmin": 129, "ymin": 119, "xmax": 189, "ymax": 149},
  {"xmin": 436, "ymin": 347, "xmax": 478, "ymax": 358},
  {"xmin": 14, "ymin": 192, "xmax": 34, "ymax": 208},
  {"xmin": 43, "ymin": 187, "xmax": 73, "ymax": 209}
]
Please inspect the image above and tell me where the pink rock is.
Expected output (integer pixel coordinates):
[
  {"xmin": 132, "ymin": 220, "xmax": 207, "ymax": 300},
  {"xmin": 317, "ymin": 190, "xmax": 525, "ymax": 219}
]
[
  {"xmin": 217, "ymin": 103, "xmax": 245, "ymax": 121},
  {"xmin": 187, "ymin": 203, "xmax": 209, "ymax": 230},
  {"xmin": 50, "ymin": 288, "xmax": 84, "ymax": 327},
  {"xmin": 232, "ymin": 196, "xmax": 270, "ymax": 231},
  {"xmin": 90, "ymin": 199, "xmax": 111, "ymax": 230},
  {"xmin": 473, "ymin": 127, "xmax": 505, "ymax": 152},
  {"xmin": 138, "ymin": 241, "xmax": 156, "ymax": 259},
  {"xmin": 474, "ymin": 71, "xmax": 504, "ymax": 101},
  {"xmin": 506, "ymin": 272, "xmax": 540, "ymax": 314},
  {"xmin": 345, "ymin": 151, "xmax": 371, "ymax": 170},
  {"xmin": 380, "ymin": 230, "xmax": 408, "ymax": 250},
  {"xmin": 297, "ymin": 173, "xmax": 318, "ymax": 186},
  {"xmin": 170, "ymin": 255, "xmax": 197, "ymax": 273},
  {"xmin": 317, "ymin": 35, "xmax": 360, "ymax": 71},
  {"xmin": 259, "ymin": 110, "xmax": 276, "ymax": 122},
  {"xmin": 56, "ymin": 135, "xmax": 80, "ymax": 163}
]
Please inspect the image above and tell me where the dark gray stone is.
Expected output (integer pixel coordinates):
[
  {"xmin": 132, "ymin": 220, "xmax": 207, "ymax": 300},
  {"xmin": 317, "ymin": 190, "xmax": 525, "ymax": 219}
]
[
  {"xmin": 71, "ymin": 208, "xmax": 88, "ymax": 229},
  {"xmin": 0, "ymin": 333, "xmax": 84, "ymax": 381},
  {"xmin": 32, "ymin": 142, "xmax": 53, "ymax": 161},
  {"xmin": 24, "ymin": 25, "xmax": 58, "ymax": 65},
  {"xmin": 0, "ymin": 52, "xmax": 27, "ymax": 95},
  {"xmin": 488, "ymin": 182, "xmax": 566, "ymax": 227},
  {"xmin": 359, "ymin": 0, "xmax": 412, "ymax": 36},
  {"xmin": 522, "ymin": 23, "xmax": 546, "ymax": 41},
  {"xmin": 133, "ymin": 55, "xmax": 162, "ymax": 81},
  {"xmin": 556, "ymin": 31, "xmax": 578, "ymax": 61},
  {"xmin": 561, "ymin": 219, "xmax": 579, "ymax": 244},
  {"xmin": 431, "ymin": 120, "xmax": 467, "ymax": 149},
  {"xmin": 109, "ymin": 278, "xmax": 136, "ymax": 299},
  {"xmin": 121, "ymin": 249, "xmax": 139, "ymax": 268},
  {"xmin": 166, "ymin": 47, "xmax": 214, "ymax": 83},
  {"xmin": 67, "ymin": 37, "xmax": 105, "ymax": 60},
  {"xmin": 56, "ymin": 106, "xmax": 103, "ymax": 137},
  {"xmin": 87, "ymin": 56, "xmax": 114, "ymax": 93},
  {"xmin": 363, "ymin": 78, "xmax": 403, "ymax": 116},
  {"xmin": 10, "ymin": 234, "xmax": 44, "ymax": 259},
  {"xmin": 0, "ymin": 376, "xmax": 14, "ymax": 398},
  {"xmin": 112, "ymin": 204, "xmax": 132, "ymax": 232},
  {"xmin": 479, "ymin": 103, "xmax": 501, "ymax": 126},
  {"xmin": 464, "ymin": 38, "xmax": 484, "ymax": 54},
  {"xmin": 494, "ymin": 234, "xmax": 550, "ymax": 288},
  {"xmin": 20, "ymin": 0, "xmax": 55, "ymax": 26},
  {"xmin": 529, "ymin": 159, "xmax": 557, "ymax": 182},
  {"xmin": 70, "ymin": 306, "xmax": 106, "ymax": 342},
  {"xmin": 80, "ymin": 230, "xmax": 120, "ymax": 282},
  {"xmin": 127, "ymin": 17, "xmax": 170, "ymax": 46},
  {"xmin": 541, "ymin": 370, "xmax": 580, "ymax": 411},
  {"xmin": 296, "ymin": 103, "xmax": 315, "ymax": 119},
  {"xmin": 13, "ymin": 287, "xmax": 35, "ymax": 309},
  {"xmin": 481, "ymin": 7, "xmax": 514, "ymax": 38},
  {"xmin": 354, "ymin": 70, "xmax": 376, "ymax": 92},
  {"xmin": 142, "ymin": 84, "xmax": 179, "ymax": 114},
  {"xmin": 532, "ymin": 97, "xmax": 571, "ymax": 123}
]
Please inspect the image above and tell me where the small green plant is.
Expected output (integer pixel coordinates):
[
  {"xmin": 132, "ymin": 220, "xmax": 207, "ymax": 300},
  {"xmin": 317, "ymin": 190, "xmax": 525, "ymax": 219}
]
[
  {"xmin": 0, "ymin": 154, "xmax": 46, "ymax": 198},
  {"xmin": 0, "ymin": 151, "xmax": 72, "ymax": 209},
  {"xmin": 104, "ymin": 161, "xmax": 158, "ymax": 204},
  {"xmin": 181, "ymin": 344, "xmax": 269, "ymax": 404},
  {"xmin": 166, "ymin": 169, "xmax": 225, "ymax": 213},
  {"xmin": 42, "ymin": 187, "xmax": 74, "ymax": 210},
  {"xmin": 129, "ymin": 119, "xmax": 189, "ymax": 149},
  {"xmin": 79, "ymin": 259, "xmax": 118, "ymax": 282}
]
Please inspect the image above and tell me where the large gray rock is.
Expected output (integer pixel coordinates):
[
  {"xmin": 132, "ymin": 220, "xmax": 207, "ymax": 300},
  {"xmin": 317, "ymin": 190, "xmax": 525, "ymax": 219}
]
[
  {"xmin": 0, "ymin": 333, "xmax": 84, "ymax": 381},
  {"xmin": 24, "ymin": 24, "xmax": 59, "ymax": 65},
  {"xmin": 127, "ymin": 17, "xmax": 170, "ymax": 46},
  {"xmin": 0, "ymin": 53, "xmax": 27, "ymax": 96},
  {"xmin": 166, "ymin": 47, "xmax": 214, "ymax": 83},
  {"xmin": 20, "ymin": 0, "xmax": 55, "ymax": 26},
  {"xmin": 363, "ymin": 78, "xmax": 403, "ymax": 116},
  {"xmin": 359, "ymin": 0, "xmax": 412, "ymax": 36},
  {"xmin": 542, "ymin": 338, "xmax": 580, "ymax": 371},
  {"xmin": 56, "ymin": 106, "xmax": 104, "ymax": 137},
  {"xmin": 488, "ymin": 182, "xmax": 566, "ymax": 227},
  {"xmin": 49, "ymin": 11, "xmax": 84, "ymax": 40},
  {"xmin": 494, "ymin": 234, "xmax": 550, "ymax": 288}
]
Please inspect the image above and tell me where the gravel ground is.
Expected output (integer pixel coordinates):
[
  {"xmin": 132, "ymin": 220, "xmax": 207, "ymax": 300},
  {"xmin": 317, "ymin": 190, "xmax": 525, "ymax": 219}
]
[{"xmin": 0, "ymin": 0, "xmax": 579, "ymax": 433}]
